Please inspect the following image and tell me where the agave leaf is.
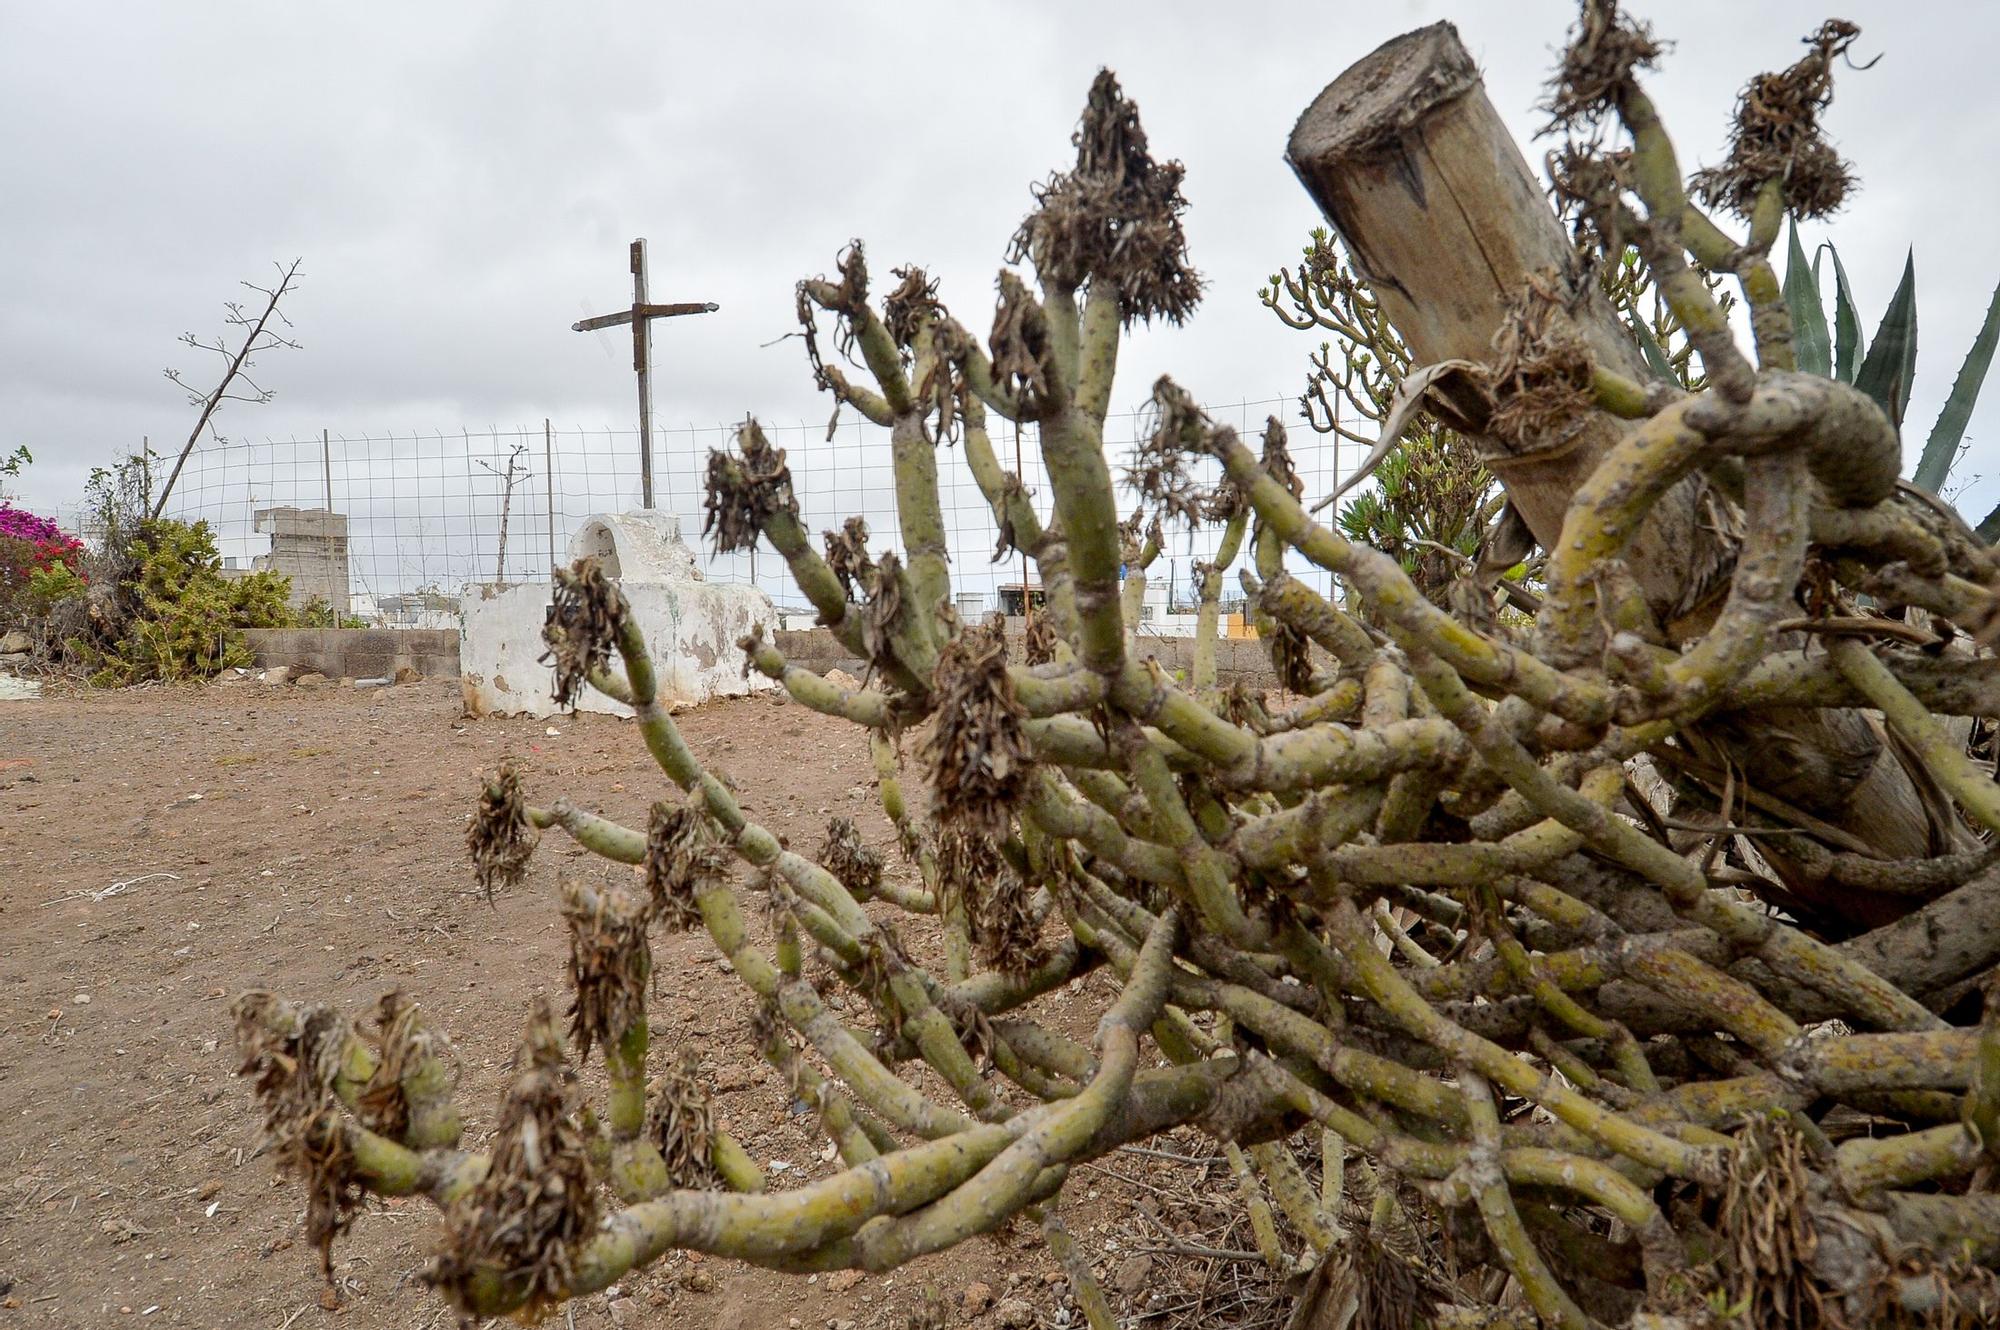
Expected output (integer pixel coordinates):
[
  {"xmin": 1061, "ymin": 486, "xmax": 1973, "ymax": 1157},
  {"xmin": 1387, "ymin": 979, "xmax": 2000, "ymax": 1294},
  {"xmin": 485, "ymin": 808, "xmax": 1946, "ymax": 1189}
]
[
  {"xmin": 1308, "ymin": 359, "xmax": 1480, "ymax": 514},
  {"xmin": 1784, "ymin": 220, "xmax": 1831, "ymax": 377},
  {"xmin": 1912, "ymin": 276, "xmax": 2000, "ymax": 494},
  {"xmin": 1627, "ymin": 314, "xmax": 1678, "ymax": 384},
  {"xmin": 1854, "ymin": 250, "xmax": 1918, "ymax": 431},
  {"xmin": 1819, "ymin": 243, "xmax": 1865, "ymax": 383}
]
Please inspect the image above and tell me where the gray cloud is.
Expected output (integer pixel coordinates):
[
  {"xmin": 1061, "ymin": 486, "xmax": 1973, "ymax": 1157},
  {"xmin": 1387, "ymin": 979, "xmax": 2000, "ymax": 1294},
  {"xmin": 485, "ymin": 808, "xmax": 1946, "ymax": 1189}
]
[{"xmin": 6, "ymin": 1, "xmax": 1997, "ymax": 534}]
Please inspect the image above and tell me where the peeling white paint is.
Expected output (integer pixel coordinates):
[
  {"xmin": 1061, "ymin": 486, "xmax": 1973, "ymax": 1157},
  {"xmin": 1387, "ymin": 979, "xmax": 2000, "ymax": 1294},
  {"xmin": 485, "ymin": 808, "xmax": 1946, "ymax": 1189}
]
[{"xmin": 459, "ymin": 511, "xmax": 777, "ymax": 718}]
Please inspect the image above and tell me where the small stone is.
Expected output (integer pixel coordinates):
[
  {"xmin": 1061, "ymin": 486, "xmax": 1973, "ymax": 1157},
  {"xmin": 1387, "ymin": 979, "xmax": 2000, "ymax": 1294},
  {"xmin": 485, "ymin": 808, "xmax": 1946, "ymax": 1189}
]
[
  {"xmin": 683, "ymin": 1268, "xmax": 715, "ymax": 1294},
  {"xmin": 1111, "ymin": 1253, "xmax": 1154, "ymax": 1294},
  {"xmin": 71, "ymin": 993, "xmax": 90, "ymax": 1005},
  {"xmin": 825, "ymin": 1269, "xmax": 862, "ymax": 1293},
  {"xmin": 606, "ymin": 1297, "xmax": 636, "ymax": 1325},
  {"xmin": 823, "ymin": 668, "xmax": 862, "ymax": 691},
  {"xmin": 259, "ymin": 667, "xmax": 290, "ymax": 686},
  {"xmin": 961, "ymin": 1281, "xmax": 994, "ymax": 1316},
  {"xmin": 0, "ymin": 629, "xmax": 32, "ymax": 654},
  {"xmin": 293, "ymin": 672, "xmax": 329, "ymax": 687},
  {"xmin": 195, "ymin": 1180, "xmax": 222, "ymax": 1201},
  {"xmin": 393, "ymin": 665, "xmax": 421, "ymax": 684},
  {"xmin": 994, "ymin": 1299, "xmax": 1034, "ymax": 1329}
]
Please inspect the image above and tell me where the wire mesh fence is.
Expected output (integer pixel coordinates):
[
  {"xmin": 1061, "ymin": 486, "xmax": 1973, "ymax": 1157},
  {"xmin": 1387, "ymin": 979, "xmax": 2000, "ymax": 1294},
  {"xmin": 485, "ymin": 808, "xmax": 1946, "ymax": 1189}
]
[{"xmin": 143, "ymin": 399, "xmax": 1371, "ymax": 624}]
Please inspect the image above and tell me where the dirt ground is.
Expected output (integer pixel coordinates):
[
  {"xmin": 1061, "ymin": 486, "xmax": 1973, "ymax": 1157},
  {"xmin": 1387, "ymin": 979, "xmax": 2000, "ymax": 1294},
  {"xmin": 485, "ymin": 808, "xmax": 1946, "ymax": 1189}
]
[{"xmin": 0, "ymin": 678, "xmax": 1284, "ymax": 1330}]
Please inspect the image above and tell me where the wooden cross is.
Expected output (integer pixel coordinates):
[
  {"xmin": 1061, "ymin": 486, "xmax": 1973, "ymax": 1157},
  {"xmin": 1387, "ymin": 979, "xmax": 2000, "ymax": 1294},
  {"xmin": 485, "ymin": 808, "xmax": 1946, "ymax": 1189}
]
[{"xmin": 572, "ymin": 238, "xmax": 717, "ymax": 509}]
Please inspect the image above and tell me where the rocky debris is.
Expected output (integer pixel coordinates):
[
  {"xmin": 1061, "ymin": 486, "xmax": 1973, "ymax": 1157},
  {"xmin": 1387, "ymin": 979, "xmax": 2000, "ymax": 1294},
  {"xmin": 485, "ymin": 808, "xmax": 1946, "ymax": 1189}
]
[
  {"xmin": 961, "ymin": 1281, "xmax": 994, "ymax": 1317},
  {"xmin": 823, "ymin": 667, "xmax": 863, "ymax": 691},
  {"xmin": 0, "ymin": 629, "xmax": 32, "ymax": 654},
  {"xmin": 993, "ymin": 1298, "xmax": 1035, "ymax": 1329},
  {"xmin": 293, "ymin": 671, "xmax": 329, "ymax": 687}
]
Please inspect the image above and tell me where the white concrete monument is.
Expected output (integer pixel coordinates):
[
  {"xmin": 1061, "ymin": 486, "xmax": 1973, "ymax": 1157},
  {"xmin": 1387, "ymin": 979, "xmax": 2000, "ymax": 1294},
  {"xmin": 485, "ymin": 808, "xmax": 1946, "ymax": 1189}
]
[{"xmin": 460, "ymin": 511, "xmax": 777, "ymax": 717}]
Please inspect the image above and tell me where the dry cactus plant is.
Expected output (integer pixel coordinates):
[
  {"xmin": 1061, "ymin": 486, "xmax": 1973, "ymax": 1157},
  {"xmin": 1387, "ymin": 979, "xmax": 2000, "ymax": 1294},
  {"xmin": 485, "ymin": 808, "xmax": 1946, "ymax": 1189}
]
[{"xmin": 235, "ymin": 10, "xmax": 2000, "ymax": 1327}]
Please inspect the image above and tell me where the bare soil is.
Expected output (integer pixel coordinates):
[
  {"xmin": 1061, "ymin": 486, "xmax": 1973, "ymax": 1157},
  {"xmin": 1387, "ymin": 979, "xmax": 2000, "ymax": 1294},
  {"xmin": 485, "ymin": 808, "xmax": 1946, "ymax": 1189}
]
[
  {"xmin": 1, "ymin": 677, "xmax": 1297, "ymax": 1330},
  {"xmin": 0, "ymin": 679, "xmax": 1105, "ymax": 1330}
]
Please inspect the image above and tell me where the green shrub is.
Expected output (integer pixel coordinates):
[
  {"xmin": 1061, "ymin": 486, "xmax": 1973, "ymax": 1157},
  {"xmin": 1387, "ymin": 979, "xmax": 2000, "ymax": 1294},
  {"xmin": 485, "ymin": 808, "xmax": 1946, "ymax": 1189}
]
[
  {"xmin": 297, "ymin": 596, "xmax": 368, "ymax": 630},
  {"xmin": 36, "ymin": 517, "xmax": 297, "ymax": 684},
  {"xmin": 23, "ymin": 561, "xmax": 87, "ymax": 619}
]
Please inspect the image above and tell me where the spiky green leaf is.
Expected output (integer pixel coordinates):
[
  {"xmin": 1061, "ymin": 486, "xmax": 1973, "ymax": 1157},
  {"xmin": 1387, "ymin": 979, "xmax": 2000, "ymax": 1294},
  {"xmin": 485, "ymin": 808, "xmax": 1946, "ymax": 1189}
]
[
  {"xmin": 1912, "ymin": 276, "xmax": 2000, "ymax": 494},
  {"xmin": 1854, "ymin": 250, "xmax": 1918, "ymax": 431},
  {"xmin": 1819, "ymin": 243, "xmax": 1865, "ymax": 383},
  {"xmin": 1784, "ymin": 220, "xmax": 1831, "ymax": 377},
  {"xmin": 1627, "ymin": 314, "xmax": 1678, "ymax": 384}
]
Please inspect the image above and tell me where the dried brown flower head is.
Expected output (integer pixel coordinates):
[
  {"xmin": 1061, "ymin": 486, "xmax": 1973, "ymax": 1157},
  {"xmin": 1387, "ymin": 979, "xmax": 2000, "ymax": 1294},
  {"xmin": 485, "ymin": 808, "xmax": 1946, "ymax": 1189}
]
[
  {"xmin": 823, "ymin": 516, "xmax": 875, "ymax": 601},
  {"xmin": 795, "ymin": 242, "xmax": 876, "ymax": 430},
  {"xmin": 922, "ymin": 614, "xmax": 1032, "ymax": 833},
  {"xmin": 937, "ymin": 824, "xmax": 1047, "ymax": 978},
  {"xmin": 1011, "ymin": 69, "xmax": 1203, "ymax": 327},
  {"xmin": 541, "ymin": 557, "xmax": 626, "ymax": 710},
  {"xmin": 1692, "ymin": 21, "xmax": 1862, "ymax": 220},
  {"xmin": 560, "ymin": 879, "xmax": 650, "ymax": 1061},
  {"xmin": 1129, "ymin": 376, "xmax": 1220, "ymax": 527},
  {"xmin": 428, "ymin": 997, "xmax": 598, "ymax": 1320},
  {"xmin": 818, "ymin": 816, "xmax": 884, "ymax": 900},
  {"xmin": 1486, "ymin": 271, "xmax": 1597, "ymax": 456},
  {"xmin": 703, "ymin": 419, "xmax": 798, "ymax": 556},
  {"xmin": 989, "ymin": 271, "xmax": 1057, "ymax": 413},
  {"xmin": 354, "ymin": 990, "xmax": 459, "ymax": 1147},
  {"xmin": 1715, "ymin": 1115, "xmax": 1833, "ymax": 1330},
  {"xmin": 644, "ymin": 802, "xmax": 730, "ymax": 933},
  {"xmin": 861, "ymin": 550, "xmax": 910, "ymax": 675},
  {"xmin": 1260, "ymin": 415, "xmax": 1306, "ymax": 502},
  {"xmin": 648, "ymin": 1050, "xmax": 722, "ymax": 1190},
  {"xmin": 1269, "ymin": 620, "xmax": 1317, "ymax": 694},
  {"xmin": 467, "ymin": 762, "xmax": 536, "ymax": 900},
  {"xmin": 1023, "ymin": 613, "xmax": 1058, "ymax": 666},
  {"xmin": 883, "ymin": 265, "xmax": 943, "ymax": 352},
  {"xmin": 1547, "ymin": 143, "xmax": 1634, "ymax": 256},
  {"xmin": 1544, "ymin": 0, "xmax": 1666, "ymax": 132},
  {"xmin": 232, "ymin": 993, "xmax": 362, "ymax": 1288}
]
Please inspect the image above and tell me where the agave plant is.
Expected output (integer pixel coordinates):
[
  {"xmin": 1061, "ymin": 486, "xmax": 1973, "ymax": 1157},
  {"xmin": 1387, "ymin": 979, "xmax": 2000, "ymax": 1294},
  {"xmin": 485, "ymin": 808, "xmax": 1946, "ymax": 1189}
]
[{"xmin": 1781, "ymin": 219, "xmax": 2000, "ymax": 534}]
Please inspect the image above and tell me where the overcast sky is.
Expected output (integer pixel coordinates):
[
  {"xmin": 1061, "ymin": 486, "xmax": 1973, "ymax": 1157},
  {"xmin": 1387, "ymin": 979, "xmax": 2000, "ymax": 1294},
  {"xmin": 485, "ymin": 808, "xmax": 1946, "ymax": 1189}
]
[{"xmin": 6, "ymin": 1, "xmax": 1998, "ymax": 532}]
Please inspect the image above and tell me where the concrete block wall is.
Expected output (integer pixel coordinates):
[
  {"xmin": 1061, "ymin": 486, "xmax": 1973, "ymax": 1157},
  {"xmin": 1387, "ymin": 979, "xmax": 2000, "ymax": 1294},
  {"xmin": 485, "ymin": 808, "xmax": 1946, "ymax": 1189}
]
[{"xmin": 241, "ymin": 628, "xmax": 459, "ymax": 680}]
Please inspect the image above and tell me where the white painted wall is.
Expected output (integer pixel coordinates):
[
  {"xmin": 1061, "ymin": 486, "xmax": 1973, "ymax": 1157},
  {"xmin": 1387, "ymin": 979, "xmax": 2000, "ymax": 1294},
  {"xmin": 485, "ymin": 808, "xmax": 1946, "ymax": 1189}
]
[{"xmin": 459, "ymin": 511, "xmax": 777, "ymax": 718}]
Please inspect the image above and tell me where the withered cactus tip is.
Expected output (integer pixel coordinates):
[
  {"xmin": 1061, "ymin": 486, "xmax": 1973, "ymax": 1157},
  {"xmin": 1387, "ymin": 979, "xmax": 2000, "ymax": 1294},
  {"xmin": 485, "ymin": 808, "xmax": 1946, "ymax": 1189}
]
[
  {"xmin": 541, "ymin": 557, "xmax": 627, "ymax": 710},
  {"xmin": 467, "ymin": 761, "xmax": 536, "ymax": 900}
]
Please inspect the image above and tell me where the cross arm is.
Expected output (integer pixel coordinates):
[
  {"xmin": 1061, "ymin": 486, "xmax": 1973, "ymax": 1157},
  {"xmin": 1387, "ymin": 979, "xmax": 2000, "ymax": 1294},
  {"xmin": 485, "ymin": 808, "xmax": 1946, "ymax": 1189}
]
[{"xmin": 572, "ymin": 302, "xmax": 720, "ymax": 333}]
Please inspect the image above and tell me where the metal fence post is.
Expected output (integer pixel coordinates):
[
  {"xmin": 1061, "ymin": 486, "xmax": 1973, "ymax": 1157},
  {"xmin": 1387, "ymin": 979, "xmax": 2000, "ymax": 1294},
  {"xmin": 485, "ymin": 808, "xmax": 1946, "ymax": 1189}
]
[{"xmin": 545, "ymin": 419, "xmax": 556, "ymax": 576}]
